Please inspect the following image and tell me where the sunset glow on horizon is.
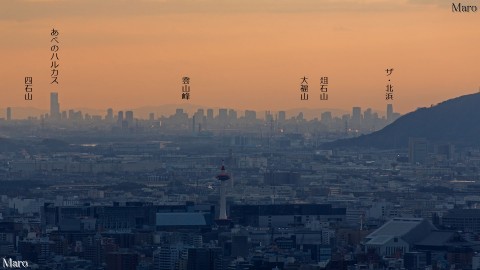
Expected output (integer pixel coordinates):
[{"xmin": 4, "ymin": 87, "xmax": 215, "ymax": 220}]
[{"xmin": 2, "ymin": 0, "xmax": 480, "ymax": 115}]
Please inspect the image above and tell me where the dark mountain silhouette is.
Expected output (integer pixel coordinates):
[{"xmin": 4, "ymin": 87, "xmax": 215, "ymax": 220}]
[{"xmin": 325, "ymin": 93, "xmax": 480, "ymax": 149}]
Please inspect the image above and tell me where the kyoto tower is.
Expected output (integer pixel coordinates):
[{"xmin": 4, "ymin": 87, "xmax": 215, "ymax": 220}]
[{"xmin": 215, "ymin": 161, "xmax": 230, "ymax": 222}]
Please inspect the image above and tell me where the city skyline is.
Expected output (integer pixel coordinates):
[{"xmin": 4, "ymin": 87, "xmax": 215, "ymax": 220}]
[
  {"xmin": 2, "ymin": 1, "xmax": 480, "ymax": 114},
  {"xmin": 0, "ymin": 91, "xmax": 401, "ymax": 121}
]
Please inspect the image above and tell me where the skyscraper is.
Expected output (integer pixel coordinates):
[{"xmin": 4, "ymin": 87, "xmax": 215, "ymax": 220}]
[
  {"xmin": 206, "ymin": 109, "xmax": 214, "ymax": 121},
  {"xmin": 106, "ymin": 108, "xmax": 114, "ymax": 122},
  {"xmin": 195, "ymin": 109, "xmax": 206, "ymax": 130},
  {"xmin": 351, "ymin": 107, "xmax": 362, "ymax": 129},
  {"xmin": 278, "ymin": 111, "xmax": 286, "ymax": 122},
  {"xmin": 265, "ymin": 111, "xmax": 273, "ymax": 122},
  {"xmin": 363, "ymin": 108, "xmax": 373, "ymax": 130},
  {"xmin": 50, "ymin": 92, "xmax": 60, "ymax": 120},
  {"xmin": 68, "ymin": 110, "xmax": 75, "ymax": 120},
  {"xmin": 195, "ymin": 109, "xmax": 205, "ymax": 119},
  {"xmin": 218, "ymin": 109, "xmax": 228, "ymax": 123},
  {"xmin": 6, "ymin": 107, "xmax": 11, "ymax": 121},
  {"xmin": 125, "ymin": 111, "xmax": 134, "ymax": 126},
  {"xmin": 117, "ymin": 111, "xmax": 124, "ymax": 125},
  {"xmin": 228, "ymin": 109, "xmax": 237, "ymax": 122},
  {"xmin": 321, "ymin": 112, "xmax": 332, "ymax": 126},
  {"xmin": 387, "ymin": 104, "xmax": 394, "ymax": 123},
  {"xmin": 192, "ymin": 115, "xmax": 196, "ymax": 134}
]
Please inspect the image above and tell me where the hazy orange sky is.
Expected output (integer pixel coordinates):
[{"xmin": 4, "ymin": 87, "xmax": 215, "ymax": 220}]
[{"xmin": 1, "ymin": 0, "xmax": 480, "ymax": 115}]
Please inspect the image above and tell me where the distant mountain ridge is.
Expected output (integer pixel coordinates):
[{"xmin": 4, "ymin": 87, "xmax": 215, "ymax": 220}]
[{"xmin": 325, "ymin": 93, "xmax": 480, "ymax": 148}]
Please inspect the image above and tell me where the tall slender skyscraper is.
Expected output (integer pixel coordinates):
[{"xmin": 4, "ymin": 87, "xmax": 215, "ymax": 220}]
[
  {"xmin": 387, "ymin": 104, "xmax": 394, "ymax": 123},
  {"xmin": 192, "ymin": 115, "xmax": 196, "ymax": 135},
  {"xmin": 6, "ymin": 107, "xmax": 11, "ymax": 121},
  {"xmin": 50, "ymin": 92, "xmax": 60, "ymax": 120}
]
